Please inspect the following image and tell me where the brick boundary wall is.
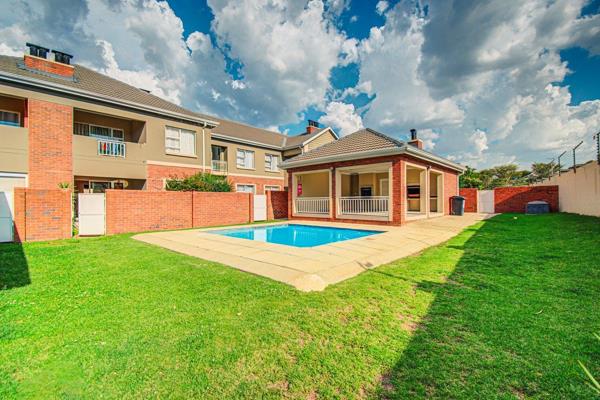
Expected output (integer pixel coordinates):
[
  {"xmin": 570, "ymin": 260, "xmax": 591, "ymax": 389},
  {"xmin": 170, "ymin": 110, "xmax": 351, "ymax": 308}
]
[
  {"xmin": 105, "ymin": 190, "xmax": 255, "ymax": 235},
  {"xmin": 266, "ymin": 190, "xmax": 288, "ymax": 220},
  {"xmin": 192, "ymin": 192, "xmax": 253, "ymax": 227},
  {"xmin": 106, "ymin": 190, "xmax": 193, "ymax": 234},
  {"xmin": 494, "ymin": 185, "xmax": 559, "ymax": 213},
  {"xmin": 13, "ymin": 188, "xmax": 72, "ymax": 242},
  {"xmin": 459, "ymin": 188, "xmax": 478, "ymax": 213}
]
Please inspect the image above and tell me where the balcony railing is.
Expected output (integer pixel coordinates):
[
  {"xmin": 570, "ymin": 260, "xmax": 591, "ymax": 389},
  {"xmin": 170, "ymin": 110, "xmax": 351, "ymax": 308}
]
[
  {"xmin": 339, "ymin": 196, "xmax": 389, "ymax": 216},
  {"xmin": 97, "ymin": 139, "xmax": 126, "ymax": 158},
  {"xmin": 211, "ymin": 160, "xmax": 228, "ymax": 174},
  {"xmin": 295, "ymin": 197, "xmax": 330, "ymax": 214}
]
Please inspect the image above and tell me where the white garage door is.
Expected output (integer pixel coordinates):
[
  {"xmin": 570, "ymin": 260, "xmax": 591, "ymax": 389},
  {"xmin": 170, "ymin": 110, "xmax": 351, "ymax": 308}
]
[{"xmin": 0, "ymin": 175, "xmax": 27, "ymax": 243}]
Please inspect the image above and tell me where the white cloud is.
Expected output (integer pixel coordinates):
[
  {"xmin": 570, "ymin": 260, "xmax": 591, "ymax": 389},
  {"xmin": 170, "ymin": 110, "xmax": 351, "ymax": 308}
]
[
  {"xmin": 0, "ymin": 0, "xmax": 598, "ymax": 167},
  {"xmin": 375, "ymin": 1, "xmax": 389, "ymax": 15},
  {"xmin": 318, "ymin": 101, "xmax": 363, "ymax": 136},
  {"xmin": 346, "ymin": 0, "xmax": 600, "ymax": 168}
]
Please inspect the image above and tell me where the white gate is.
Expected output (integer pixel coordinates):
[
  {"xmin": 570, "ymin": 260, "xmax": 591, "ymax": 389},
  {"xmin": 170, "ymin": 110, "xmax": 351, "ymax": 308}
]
[
  {"xmin": 254, "ymin": 194, "xmax": 267, "ymax": 221},
  {"xmin": 78, "ymin": 193, "xmax": 105, "ymax": 236},
  {"xmin": 478, "ymin": 190, "xmax": 495, "ymax": 213},
  {"xmin": 0, "ymin": 191, "xmax": 14, "ymax": 242}
]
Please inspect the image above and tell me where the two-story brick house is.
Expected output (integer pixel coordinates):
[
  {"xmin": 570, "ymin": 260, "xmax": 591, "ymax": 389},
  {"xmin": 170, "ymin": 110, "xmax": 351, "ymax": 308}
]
[{"xmin": 0, "ymin": 45, "xmax": 338, "ymax": 199}]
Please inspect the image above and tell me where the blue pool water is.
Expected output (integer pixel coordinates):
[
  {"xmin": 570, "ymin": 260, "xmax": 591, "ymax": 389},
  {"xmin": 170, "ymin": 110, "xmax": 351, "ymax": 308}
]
[{"xmin": 209, "ymin": 224, "xmax": 383, "ymax": 247}]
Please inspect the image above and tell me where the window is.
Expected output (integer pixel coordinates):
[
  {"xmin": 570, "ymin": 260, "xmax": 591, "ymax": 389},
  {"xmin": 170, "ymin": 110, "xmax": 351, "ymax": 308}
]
[
  {"xmin": 236, "ymin": 149, "xmax": 255, "ymax": 169},
  {"xmin": 0, "ymin": 110, "xmax": 20, "ymax": 127},
  {"xmin": 265, "ymin": 185, "xmax": 281, "ymax": 191},
  {"xmin": 236, "ymin": 184, "xmax": 255, "ymax": 194},
  {"xmin": 265, "ymin": 154, "xmax": 279, "ymax": 172},
  {"xmin": 74, "ymin": 122, "xmax": 125, "ymax": 141},
  {"xmin": 165, "ymin": 126, "xmax": 196, "ymax": 156}
]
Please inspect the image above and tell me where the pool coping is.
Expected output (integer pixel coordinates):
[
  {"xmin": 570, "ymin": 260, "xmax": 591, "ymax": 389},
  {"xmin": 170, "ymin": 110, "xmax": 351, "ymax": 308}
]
[{"xmin": 133, "ymin": 214, "xmax": 491, "ymax": 291}]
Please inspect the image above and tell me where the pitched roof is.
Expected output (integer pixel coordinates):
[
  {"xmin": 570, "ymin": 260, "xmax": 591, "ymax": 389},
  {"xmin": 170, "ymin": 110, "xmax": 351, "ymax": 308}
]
[
  {"xmin": 0, "ymin": 55, "xmax": 326, "ymax": 150},
  {"xmin": 284, "ymin": 128, "xmax": 403, "ymax": 163},
  {"xmin": 0, "ymin": 55, "xmax": 217, "ymax": 125},
  {"xmin": 281, "ymin": 128, "xmax": 465, "ymax": 172}
]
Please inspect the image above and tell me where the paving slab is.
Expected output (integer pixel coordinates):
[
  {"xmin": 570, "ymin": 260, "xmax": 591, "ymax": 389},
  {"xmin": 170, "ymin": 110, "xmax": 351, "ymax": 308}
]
[{"xmin": 134, "ymin": 213, "xmax": 491, "ymax": 291}]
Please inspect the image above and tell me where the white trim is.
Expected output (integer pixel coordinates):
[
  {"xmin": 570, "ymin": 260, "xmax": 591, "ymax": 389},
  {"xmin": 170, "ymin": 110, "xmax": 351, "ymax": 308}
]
[
  {"xmin": 264, "ymin": 185, "xmax": 281, "ymax": 191},
  {"xmin": 281, "ymin": 144, "xmax": 464, "ymax": 173},
  {"xmin": 0, "ymin": 172, "xmax": 27, "ymax": 178},
  {"xmin": 0, "ymin": 70, "xmax": 219, "ymax": 127}
]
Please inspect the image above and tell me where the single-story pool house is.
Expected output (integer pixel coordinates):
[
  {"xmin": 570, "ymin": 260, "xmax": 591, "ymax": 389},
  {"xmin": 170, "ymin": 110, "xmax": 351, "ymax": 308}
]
[{"xmin": 280, "ymin": 128, "xmax": 465, "ymax": 225}]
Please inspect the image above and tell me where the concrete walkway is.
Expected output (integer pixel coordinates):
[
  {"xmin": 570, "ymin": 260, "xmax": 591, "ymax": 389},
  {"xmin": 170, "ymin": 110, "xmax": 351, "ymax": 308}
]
[{"xmin": 134, "ymin": 214, "xmax": 491, "ymax": 291}]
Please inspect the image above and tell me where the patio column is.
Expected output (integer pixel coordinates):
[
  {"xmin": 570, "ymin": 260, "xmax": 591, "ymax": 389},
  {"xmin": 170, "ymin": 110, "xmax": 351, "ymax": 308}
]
[{"xmin": 331, "ymin": 167, "xmax": 336, "ymax": 220}]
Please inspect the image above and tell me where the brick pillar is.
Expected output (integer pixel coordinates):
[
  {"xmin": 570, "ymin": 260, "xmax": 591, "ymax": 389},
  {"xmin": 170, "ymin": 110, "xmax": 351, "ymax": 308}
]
[
  {"xmin": 28, "ymin": 99, "xmax": 73, "ymax": 189},
  {"xmin": 248, "ymin": 193, "xmax": 254, "ymax": 223},
  {"xmin": 392, "ymin": 159, "xmax": 404, "ymax": 225}
]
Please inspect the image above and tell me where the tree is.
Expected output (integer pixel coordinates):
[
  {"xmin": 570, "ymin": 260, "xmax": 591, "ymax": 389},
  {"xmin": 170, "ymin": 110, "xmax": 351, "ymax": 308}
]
[
  {"xmin": 530, "ymin": 162, "xmax": 558, "ymax": 183},
  {"xmin": 165, "ymin": 172, "xmax": 232, "ymax": 192},
  {"xmin": 459, "ymin": 166, "xmax": 482, "ymax": 188}
]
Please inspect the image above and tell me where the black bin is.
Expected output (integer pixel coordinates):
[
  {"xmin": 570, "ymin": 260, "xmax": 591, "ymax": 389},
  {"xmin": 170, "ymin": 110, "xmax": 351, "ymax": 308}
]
[{"xmin": 451, "ymin": 196, "xmax": 465, "ymax": 216}]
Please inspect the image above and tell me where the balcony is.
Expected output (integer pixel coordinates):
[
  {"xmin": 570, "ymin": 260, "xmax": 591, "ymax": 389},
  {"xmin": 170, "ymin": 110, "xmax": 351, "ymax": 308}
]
[
  {"xmin": 211, "ymin": 159, "xmax": 228, "ymax": 174},
  {"xmin": 97, "ymin": 139, "xmax": 126, "ymax": 157}
]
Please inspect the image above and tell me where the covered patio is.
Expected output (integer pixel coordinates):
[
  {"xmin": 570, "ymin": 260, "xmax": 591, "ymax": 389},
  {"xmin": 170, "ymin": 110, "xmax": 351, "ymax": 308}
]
[{"xmin": 283, "ymin": 128, "xmax": 464, "ymax": 225}]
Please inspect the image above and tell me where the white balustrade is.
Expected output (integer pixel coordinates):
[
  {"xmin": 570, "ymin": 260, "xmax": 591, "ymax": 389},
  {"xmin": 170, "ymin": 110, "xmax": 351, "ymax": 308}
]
[
  {"xmin": 97, "ymin": 139, "xmax": 126, "ymax": 157},
  {"xmin": 339, "ymin": 196, "xmax": 389, "ymax": 215},
  {"xmin": 295, "ymin": 197, "xmax": 330, "ymax": 214}
]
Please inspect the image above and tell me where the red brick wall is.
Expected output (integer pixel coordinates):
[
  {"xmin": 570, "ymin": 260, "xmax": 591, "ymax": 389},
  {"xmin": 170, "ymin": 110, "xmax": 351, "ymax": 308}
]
[
  {"xmin": 24, "ymin": 55, "xmax": 75, "ymax": 78},
  {"xmin": 28, "ymin": 99, "xmax": 73, "ymax": 189},
  {"xmin": 105, "ymin": 190, "xmax": 257, "ymax": 234},
  {"xmin": 145, "ymin": 164, "xmax": 202, "ymax": 191},
  {"xmin": 227, "ymin": 175, "xmax": 286, "ymax": 194},
  {"xmin": 192, "ymin": 192, "xmax": 253, "ymax": 227},
  {"xmin": 494, "ymin": 185, "xmax": 559, "ymax": 213},
  {"xmin": 106, "ymin": 190, "xmax": 193, "ymax": 234},
  {"xmin": 266, "ymin": 190, "xmax": 288, "ymax": 220},
  {"xmin": 13, "ymin": 188, "xmax": 72, "ymax": 242},
  {"xmin": 286, "ymin": 154, "xmax": 460, "ymax": 225},
  {"xmin": 460, "ymin": 188, "xmax": 478, "ymax": 212}
]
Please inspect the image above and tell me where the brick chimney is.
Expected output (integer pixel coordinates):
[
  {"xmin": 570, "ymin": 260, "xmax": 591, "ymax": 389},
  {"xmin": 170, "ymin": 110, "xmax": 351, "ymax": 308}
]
[
  {"xmin": 24, "ymin": 43, "xmax": 74, "ymax": 78},
  {"xmin": 306, "ymin": 119, "xmax": 320, "ymax": 135},
  {"xmin": 408, "ymin": 128, "xmax": 423, "ymax": 149}
]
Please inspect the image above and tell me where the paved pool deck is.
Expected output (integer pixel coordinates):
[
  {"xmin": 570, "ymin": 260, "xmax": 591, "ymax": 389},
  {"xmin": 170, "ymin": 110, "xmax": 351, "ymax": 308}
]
[{"xmin": 133, "ymin": 214, "xmax": 491, "ymax": 291}]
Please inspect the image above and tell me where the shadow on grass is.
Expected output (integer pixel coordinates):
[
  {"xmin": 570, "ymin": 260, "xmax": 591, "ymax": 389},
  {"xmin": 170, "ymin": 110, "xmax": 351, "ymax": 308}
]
[
  {"xmin": 0, "ymin": 242, "xmax": 30, "ymax": 289},
  {"xmin": 379, "ymin": 214, "xmax": 600, "ymax": 399}
]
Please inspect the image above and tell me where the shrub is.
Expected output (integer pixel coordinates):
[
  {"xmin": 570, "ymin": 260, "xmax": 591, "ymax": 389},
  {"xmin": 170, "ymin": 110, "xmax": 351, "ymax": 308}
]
[{"xmin": 165, "ymin": 172, "xmax": 232, "ymax": 192}]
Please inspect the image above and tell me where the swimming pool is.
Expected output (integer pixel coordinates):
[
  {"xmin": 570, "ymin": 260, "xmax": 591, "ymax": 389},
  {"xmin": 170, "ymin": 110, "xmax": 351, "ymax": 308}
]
[{"xmin": 209, "ymin": 224, "xmax": 383, "ymax": 248}]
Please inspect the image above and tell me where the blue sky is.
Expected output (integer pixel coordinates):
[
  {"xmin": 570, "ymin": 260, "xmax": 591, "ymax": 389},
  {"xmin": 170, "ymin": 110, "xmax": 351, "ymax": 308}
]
[{"xmin": 0, "ymin": 0, "xmax": 599, "ymax": 167}]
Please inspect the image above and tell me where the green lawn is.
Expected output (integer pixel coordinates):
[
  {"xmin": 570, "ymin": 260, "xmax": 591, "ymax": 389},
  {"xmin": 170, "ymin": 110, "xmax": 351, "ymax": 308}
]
[{"xmin": 1, "ymin": 213, "xmax": 599, "ymax": 399}]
